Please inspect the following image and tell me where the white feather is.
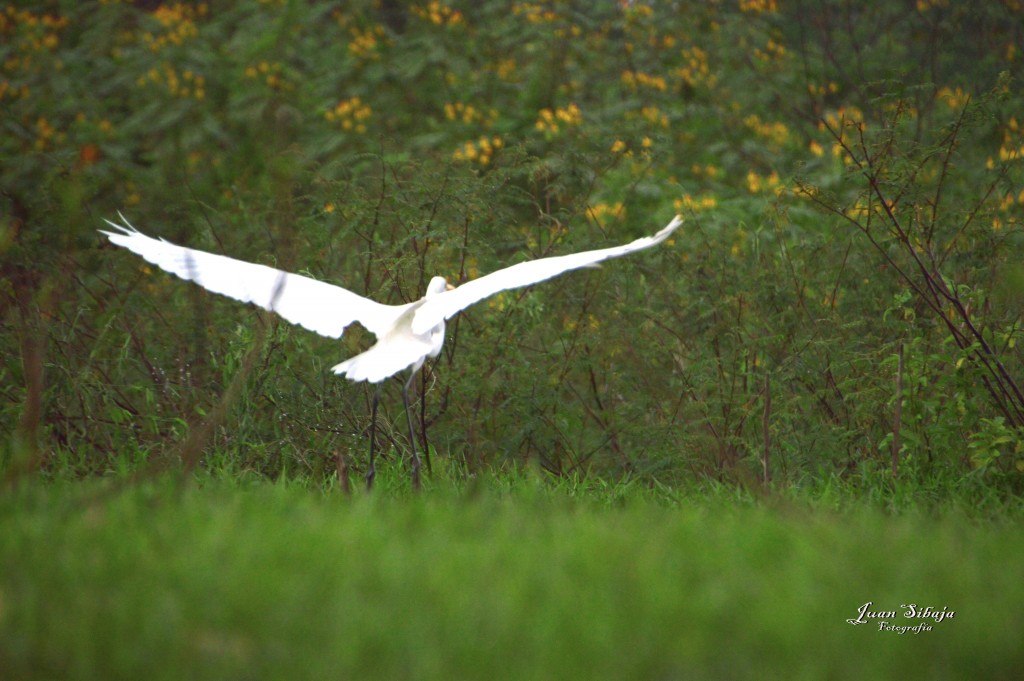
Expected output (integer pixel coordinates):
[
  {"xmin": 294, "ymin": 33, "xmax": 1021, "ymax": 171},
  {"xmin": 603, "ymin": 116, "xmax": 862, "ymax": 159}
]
[{"xmin": 102, "ymin": 215, "xmax": 683, "ymax": 384}]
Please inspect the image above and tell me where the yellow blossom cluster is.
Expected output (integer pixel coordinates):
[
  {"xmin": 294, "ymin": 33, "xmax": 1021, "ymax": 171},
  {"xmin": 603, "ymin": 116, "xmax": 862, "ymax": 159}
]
[
  {"xmin": 739, "ymin": 0, "xmax": 778, "ymax": 12},
  {"xmin": 746, "ymin": 170, "xmax": 782, "ymax": 194},
  {"xmin": 844, "ymin": 197, "xmax": 897, "ymax": 221},
  {"xmin": 609, "ymin": 137, "xmax": 656, "ymax": 156},
  {"xmin": 588, "ymin": 202, "xmax": 625, "ymax": 223},
  {"xmin": 0, "ymin": 8, "xmax": 60, "ymax": 107},
  {"xmin": 412, "ymin": 1, "xmax": 464, "ymax": 26},
  {"xmin": 819, "ymin": 106, "xmax": 865, "ymax": 161},
  {"xmin": 444, "ymin": 101, "xmax": 497, "ymax": 126},
  {"xmin": 3, "ymin": 53, "xmax": 32, "ymax": 81},
  {"xmin": 243, "ymin": 60, "xmax": 290, "ymax": 92},
  {"xmin": 330, "ymin": 10, "xmax": 388, "ymax": 59},
  {"xmin": 992, "ymin": 189, "xmax": 1024, "ymax": 230},
  {"xmin": 639, "ymin": 106, "xmax": 669, "ymax": 128},
  {"xmin": 937, "ymin": 85, "xmax": 970, "ymax": 109},
  {"xmin": 561, "ymin": 312, "xmax": 602, "ymax": 334},
  {"xmin": 998, "ymin": 190, "xmax": 1024, "ymax": 211},
  {"xmin": 67, "ymin": 113, "xmax": 114, "ymax": 166},
  {"xmin": 753, "ymin": 38, "xmax": 787, "ymax": 62},
  {"xmin": 554, "ymin": 24, "xmax": 583, "ymax": 39},
  {"xmin": 821, "ymin": 106, "xmax": 865, "ymax": 132},
  {"xmin": 0, "ymin": 25, "xmax": 39, "ymax": 101},
  {"xmin": 348, "ymin": 24, "xmax": 387, "ymax": 59},
  {"xmin": 621, "ymin": 69, "xmax": 667, "ymax": 92},
  {"xmin": 989, "ymin": 117, "xmax": 1024, "ymax": 164},
  {"xmin": 744, "ymin": 114, "xmax": 789, "ymax": 146},
  {"xmin": 453, "ymin": 136, "xmax": 503, "ymax": 165},
  {"xmin": 325, "ymin": 97, "xmax": 372, "ymax": 133},
  {"xmin": 142, "ymin": 3, "xmax": 206, "ymax": 52},
  {"xmin": 513, "ymin": 3, "xmax": 559, "ymax": 23},
  {"xmin": 74, "ymin": 111, "xmax": 113, "ymax": 134},
  {"xmin": 136, "ymin": 63, "xmax": 206, "ymax": 100},
  {"xmin": 535, "ymin": 103, "xmax": 582, "ymax": 135},
  {"xmin": 674, "ymin": 193, "xmax": 718, "ymax": 213},
  {"xmin": 621, "ymin": 2, "xmax": 655, "ymax": 19},
  {"xmin": 495, "ymin": 58, "xmax": 517, "ymax": 82},
  {"xmin": 675, "ymin": 46, "xmax": 715, "ymax": 89},
  {"xmin": 691, "ymin": 163, "xmax": 719, "ymax": 178},
  {"xmin": 879, "ymin": 98, "xmax": 919, "ymax": 122},
  {"xmin": 0, "ymin": 80, "xmax": 27, "ymax": 101},
  {"xmin": 807, "ymin": 81, "xmax": 840, "ymax": 97},
  {"xmin": 0, "ymin": 5, "xmax": 68, "ymax": 51},
  {"xmin": 32, "ymin": 116, "xmax": 61, "ymax": 150}
]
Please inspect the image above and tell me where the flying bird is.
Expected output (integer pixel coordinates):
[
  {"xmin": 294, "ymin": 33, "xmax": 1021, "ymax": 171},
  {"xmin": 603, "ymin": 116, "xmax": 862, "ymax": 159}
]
[{"xmin": 101, "ymin": 214, "xmax": 684, "ymax": 489}]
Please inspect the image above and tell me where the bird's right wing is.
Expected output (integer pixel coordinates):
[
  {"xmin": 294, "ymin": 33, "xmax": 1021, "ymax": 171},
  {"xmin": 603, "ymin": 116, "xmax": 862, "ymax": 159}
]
[
  {"xmin": 101, "ymin": 216, "xmax": 401, "ymax": 339},
  {"xmin": 411, "ymin": 215, "xmax": 683, "ymax": 334}
]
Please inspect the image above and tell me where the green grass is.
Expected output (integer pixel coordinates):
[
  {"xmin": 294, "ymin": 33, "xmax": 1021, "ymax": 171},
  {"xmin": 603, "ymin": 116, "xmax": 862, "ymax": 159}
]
[{"xmin": 2, "ymin": 474, "xmax": 1022, "ymax": 680}]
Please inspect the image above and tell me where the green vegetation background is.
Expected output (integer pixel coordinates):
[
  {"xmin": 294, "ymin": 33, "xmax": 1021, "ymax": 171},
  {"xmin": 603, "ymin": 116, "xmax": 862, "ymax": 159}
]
[
  {"xmin": 3, "ymin": 0, "xmax": 1023, "ymax": 487},
  {"xmin": 2, "ymin": 3, "xmax": 1024, "ymax": 678}
]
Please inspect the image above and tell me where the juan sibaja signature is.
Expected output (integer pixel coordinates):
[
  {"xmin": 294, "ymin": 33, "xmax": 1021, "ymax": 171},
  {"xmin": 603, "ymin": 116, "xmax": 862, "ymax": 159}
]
[{"xmin": 847, "ymin": 602, "xmax": 955, "ymax": 633}]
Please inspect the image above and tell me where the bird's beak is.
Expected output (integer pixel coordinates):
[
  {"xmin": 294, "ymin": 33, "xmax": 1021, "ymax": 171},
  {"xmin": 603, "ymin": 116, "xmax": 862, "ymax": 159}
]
[{"xmin": 446, "ymin": 282, "xmax": 456, "ymax": 291}]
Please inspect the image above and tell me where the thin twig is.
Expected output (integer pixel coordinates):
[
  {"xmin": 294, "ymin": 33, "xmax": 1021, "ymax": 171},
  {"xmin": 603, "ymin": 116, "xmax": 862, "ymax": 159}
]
[
  {"xmin": 762, "ymin": 372, "xmax": 771, "ymax": 486},
  {"xmin": 892, "ymin": 341, "xmax": 904, "ymax": 479}
]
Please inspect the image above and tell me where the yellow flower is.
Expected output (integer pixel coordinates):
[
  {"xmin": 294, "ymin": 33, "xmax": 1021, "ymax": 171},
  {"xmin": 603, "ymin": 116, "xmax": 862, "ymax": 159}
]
[
  {"xmin": 739, "ymin": 0, "xmax": 778, "ymax": 12},
  {"xmin": 622, "ymin": 70, "xmax": 667, "ymax": 92},
  {"xmin": 326, "ymin": 97, "xmax": 372, "ymax": 133},
  {"xmin": 453, "ymin": 136, "xmax": 503, "ymax": 166},
  {"xmin": 588, "ymin": 202, "xmax": 625, "ymax": 222},
  {"xmin": 673, "ymin": 194, "xmax": 717, "ymax": 213},
  {"xmin": 535, "ymin": 104, "xmax": 581, "ymax": 135},
  {"xmin": 937, "ymin": 85, "xmax": 969, "ymax": 109},
  {"xmin": 414, "ymin": 1, "xmax": 463, "ymax": 25}
]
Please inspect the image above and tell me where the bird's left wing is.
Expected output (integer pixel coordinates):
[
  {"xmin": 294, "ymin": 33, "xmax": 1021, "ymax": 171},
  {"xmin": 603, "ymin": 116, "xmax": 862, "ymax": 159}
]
[
  {"xmin": 411, "ymin": 215, "xmax": 682, "ymax": 334},
  {"xmin": 101, "ymin": 215, "xmax": 401, "ymax": 339}
]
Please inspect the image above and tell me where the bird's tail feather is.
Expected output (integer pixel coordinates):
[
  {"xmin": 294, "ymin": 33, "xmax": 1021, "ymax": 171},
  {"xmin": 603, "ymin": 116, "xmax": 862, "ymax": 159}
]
[{"xmin": 332, "ymin": 342, "xmax": 427, "ymax": 383}]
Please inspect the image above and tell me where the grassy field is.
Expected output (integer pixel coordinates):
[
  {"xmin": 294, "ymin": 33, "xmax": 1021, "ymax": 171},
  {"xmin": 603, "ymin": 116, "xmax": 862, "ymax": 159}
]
[{"xmin": 2, "ymin": 473, "xmax": 1022, "ymax": 680}]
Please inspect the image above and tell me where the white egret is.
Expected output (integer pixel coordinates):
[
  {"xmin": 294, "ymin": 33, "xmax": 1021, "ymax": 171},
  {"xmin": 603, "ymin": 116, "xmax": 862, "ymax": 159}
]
[{"xmin": 101, "ymin": 213, "xmax": 684, "ymax": 489}]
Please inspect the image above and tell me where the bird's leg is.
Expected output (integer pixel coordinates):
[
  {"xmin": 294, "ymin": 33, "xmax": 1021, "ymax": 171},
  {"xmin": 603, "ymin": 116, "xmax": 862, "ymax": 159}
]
[
  {"xmin": 419, "ymin": 357, "xmax": 443, "ymax": 476},
  {"xmin": 402, "ymin": 370, "xmax": 422, "ymax": 491},
  {"xmin": 366, "ymin": 384, "xmax": 382, "ymax": 491}
]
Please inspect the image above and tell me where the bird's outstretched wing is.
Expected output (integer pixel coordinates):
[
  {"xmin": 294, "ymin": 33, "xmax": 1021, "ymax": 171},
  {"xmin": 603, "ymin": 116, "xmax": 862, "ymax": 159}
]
[
  {"xmin": 411, "ymin": 215, "xmax": 683, "ymax": 334},
  {"xmin": 101, "ymin": 215, "xmax": 401, "ymax": 339}
]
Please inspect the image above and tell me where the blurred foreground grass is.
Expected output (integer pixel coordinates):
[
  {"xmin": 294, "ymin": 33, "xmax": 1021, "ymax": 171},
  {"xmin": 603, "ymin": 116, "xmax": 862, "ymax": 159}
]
[{"xmin": 2, "ymin": 476, "xmax": 1022, "ymax": 680}]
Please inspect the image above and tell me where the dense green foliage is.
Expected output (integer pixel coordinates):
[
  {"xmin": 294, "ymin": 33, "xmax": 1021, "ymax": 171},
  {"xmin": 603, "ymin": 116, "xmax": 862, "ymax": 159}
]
[
  {"xmin": 3, "ymin": 5, "xmax": 1023, "ymax": 676},
  {"xmin": 2, "ymin": 476, "xmax": 1023, "ymax": 680},
  {"xmin": 2, "ymin": 1, "xmax": 1023, "ymax": 488}
]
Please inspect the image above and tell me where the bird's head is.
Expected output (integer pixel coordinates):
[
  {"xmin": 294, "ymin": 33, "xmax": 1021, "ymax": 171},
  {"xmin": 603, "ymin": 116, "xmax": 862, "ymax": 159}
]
[{"xmin": 425, "ymin": 276, "xmax": 455, "ymax": 297}]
